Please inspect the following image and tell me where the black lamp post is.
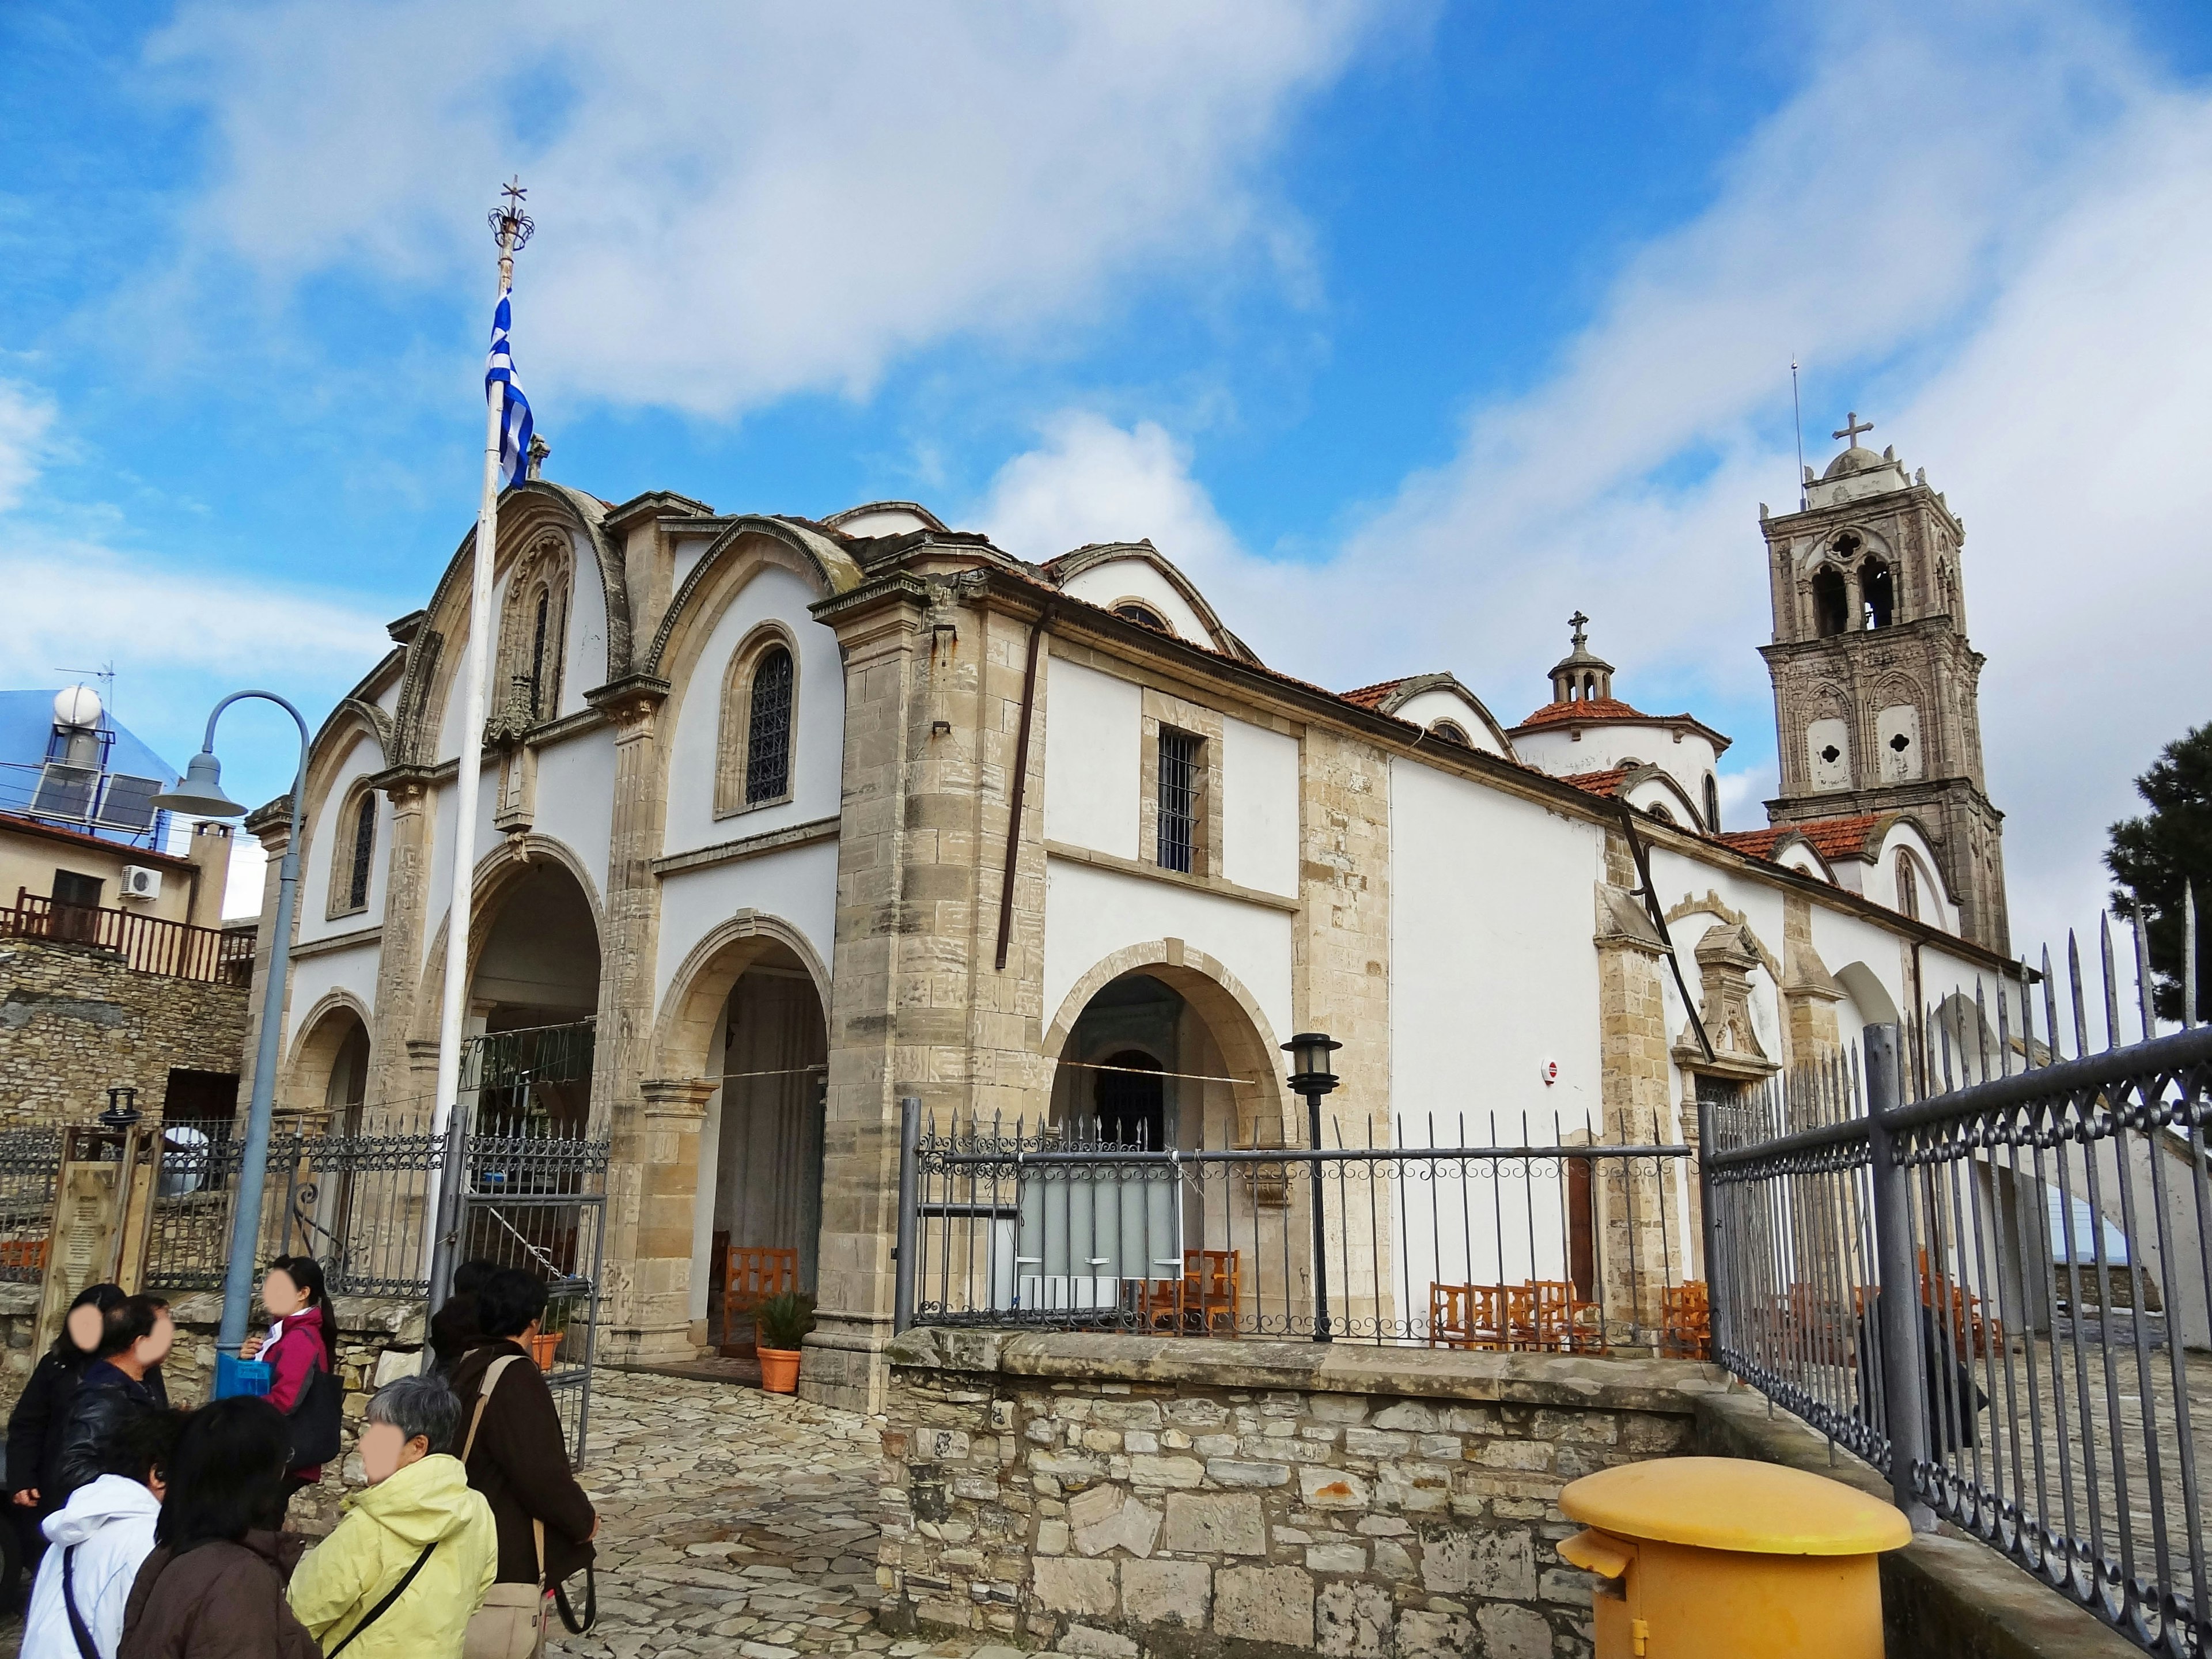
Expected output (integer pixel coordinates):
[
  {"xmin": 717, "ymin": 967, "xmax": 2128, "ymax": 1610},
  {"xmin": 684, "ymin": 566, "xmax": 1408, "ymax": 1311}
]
[
  {"xmin": 100, "ymin": 1086, "xmax": 141, "ymax": 1130},
  {"xmin": 1283, "ymin": 1032, "xmax": 1342, "ymax": 1342}
]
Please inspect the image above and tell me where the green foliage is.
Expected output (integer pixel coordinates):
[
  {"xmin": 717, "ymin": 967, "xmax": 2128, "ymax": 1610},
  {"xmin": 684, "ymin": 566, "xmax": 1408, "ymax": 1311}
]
[
  {"xmin": 755, "ymin": 1290, "xmax": 816, "ymax": 1351},
  {"xmin": 2105, "ymin": 722, "xmax": 2212, "ymax": 1021}
]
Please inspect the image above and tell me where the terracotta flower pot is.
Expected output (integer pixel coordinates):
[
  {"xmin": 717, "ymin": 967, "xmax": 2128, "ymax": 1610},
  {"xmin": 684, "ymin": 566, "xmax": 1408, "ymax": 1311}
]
[
  {"xmin": 757, "ymin": 1346, "xmax": 802, "ymax": 1393},
  {"xmin": 528, "ymin": 1331, "xmax": 561, "ymax": 1372}
]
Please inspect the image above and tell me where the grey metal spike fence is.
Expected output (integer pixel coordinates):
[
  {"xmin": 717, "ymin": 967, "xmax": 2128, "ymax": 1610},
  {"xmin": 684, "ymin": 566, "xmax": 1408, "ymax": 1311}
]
[{"xmin": 1706, "ymin": 913, "xmax": 2212, "ymax": 1657}]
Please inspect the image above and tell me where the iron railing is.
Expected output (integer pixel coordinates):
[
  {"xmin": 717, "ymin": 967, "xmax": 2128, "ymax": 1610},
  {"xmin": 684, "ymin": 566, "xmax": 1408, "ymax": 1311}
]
[
  {"xmin": 896, "ymin": 1101, "xmax": 1696, "ymax": 1350},
  {"xmin": 1705, "ymin": 916, "xmax": 2212, "ymax": 1658},
  {"xmin": 1, "ymin": 890, "xmax": 254, "ymax": 986},
  {"xmin": 0, "ymin": 1130, "xmax": 61, "ymax": 1282}
]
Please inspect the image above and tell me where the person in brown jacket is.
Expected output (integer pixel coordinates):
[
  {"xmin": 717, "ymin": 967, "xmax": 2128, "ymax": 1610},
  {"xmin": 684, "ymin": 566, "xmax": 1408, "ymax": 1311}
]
[
  {"xmin": 448, "ymin": 1268, "xmax": 596, "ymax": 1592},
  {"xmin": 118, "ymin": 1395, "xmax": 319, "ymax": 1659}
]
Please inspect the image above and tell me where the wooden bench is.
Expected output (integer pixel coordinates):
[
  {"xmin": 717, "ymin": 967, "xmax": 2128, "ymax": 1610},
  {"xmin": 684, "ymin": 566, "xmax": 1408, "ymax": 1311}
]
[{"xmin": 721, "ymin": 1245, "xmax": 798, "ymax": 1354}]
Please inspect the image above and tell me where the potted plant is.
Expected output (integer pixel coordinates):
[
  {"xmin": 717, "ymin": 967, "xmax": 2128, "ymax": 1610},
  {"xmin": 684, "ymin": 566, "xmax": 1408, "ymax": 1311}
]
[
  {"xmin": 754, "ymin": 1290, "xmax": 815, "ymax": 1393},
  {"xmin": 529, "ymin": 1298, "xmax": 570, "ymax": 1372}
]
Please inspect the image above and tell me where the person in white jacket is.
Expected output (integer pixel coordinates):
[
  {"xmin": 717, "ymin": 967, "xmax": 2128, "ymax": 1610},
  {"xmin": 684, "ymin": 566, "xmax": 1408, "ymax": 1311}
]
[{"xmin": 21, "ymin": 1410, "xmax": 181, "ymax": 1659}]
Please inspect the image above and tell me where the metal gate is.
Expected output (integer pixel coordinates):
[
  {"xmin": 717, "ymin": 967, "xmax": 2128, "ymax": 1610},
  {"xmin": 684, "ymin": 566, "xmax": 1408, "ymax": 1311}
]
[{"xmin": 458, "ymin": 1022, "xmax": 608, "ymax": 1465}]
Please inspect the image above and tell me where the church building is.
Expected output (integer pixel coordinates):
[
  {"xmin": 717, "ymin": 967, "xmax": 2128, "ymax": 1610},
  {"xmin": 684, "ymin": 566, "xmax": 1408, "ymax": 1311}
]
[{"xmin": 240, "ymin": 422, "xmax": 2013, "ymax": 1408}]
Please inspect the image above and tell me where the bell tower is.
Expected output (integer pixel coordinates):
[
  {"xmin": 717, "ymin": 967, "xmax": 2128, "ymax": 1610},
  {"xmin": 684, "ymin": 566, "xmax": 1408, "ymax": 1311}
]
[{"xmin": 1757, "ymin": 415, "xmax": 2009, "ymax": 952}]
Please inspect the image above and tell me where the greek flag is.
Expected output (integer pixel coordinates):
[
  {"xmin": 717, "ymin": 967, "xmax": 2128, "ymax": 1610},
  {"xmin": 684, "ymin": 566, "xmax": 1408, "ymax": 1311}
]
[{"xmin": 485, "ymin": 293, "xmax": 534, "ymax": 491}]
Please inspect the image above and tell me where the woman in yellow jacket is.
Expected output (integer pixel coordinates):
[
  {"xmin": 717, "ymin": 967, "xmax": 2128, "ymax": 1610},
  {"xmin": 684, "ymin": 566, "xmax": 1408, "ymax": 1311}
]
[{"xmin": 288, "ymin": 1374, "xmax": 497, "ymax": 1659}]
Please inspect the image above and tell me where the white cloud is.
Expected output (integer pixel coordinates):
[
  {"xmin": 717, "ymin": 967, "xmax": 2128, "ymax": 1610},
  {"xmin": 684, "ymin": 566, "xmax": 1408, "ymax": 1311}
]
[
  {"xmin": 0, "ymin": 381, "xmax": 55, "ymax": 514},
  {"xmin": 0, "ymin": 530, "xmax": 389, "ymax": 687},
  {"xmin": 974, "ymin": 5, "xmax": 2211, "ymax": 961},
  {"xmin": 151, "ymin": 0, "xmax": 1400, "ymax": 415}
]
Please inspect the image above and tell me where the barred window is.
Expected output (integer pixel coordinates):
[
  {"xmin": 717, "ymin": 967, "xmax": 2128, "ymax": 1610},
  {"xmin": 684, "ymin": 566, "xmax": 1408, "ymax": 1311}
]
[
  {"xmin": 745, "ymin": 646, "xmax": 794, "ymax": 805},
  {"xmin": 527, "ymin": 589, "xmax": 551, "ymax": 719},
  {"xmin": 346, "ymin": 791, "xmax": 376, "ymax": 911},
  {"xmin": 1157, "ymin": 728, "xmax": 1200, "ymax": 873}
]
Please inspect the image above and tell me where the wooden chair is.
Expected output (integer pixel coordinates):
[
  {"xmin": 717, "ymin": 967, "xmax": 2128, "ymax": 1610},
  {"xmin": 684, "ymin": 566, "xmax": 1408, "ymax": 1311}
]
[
  {"xmin": 1138, "ymin": 1275, "xmax": 1185, "ymax": 1332},
  {"xmin": 721, "ymin": 1245, "xmax": 798, "ymax": 1353},
  {"xmin": 1660, "ymin": 1281, "xmax": 1710, "ymax": 1359},
  {"xmin": 1183, "ymin": 1249, "xmax": 1241, "ymax": 1337},
  {"xmin": 1428, "ymin": 1283, "xmax": 1508, "ymax": 1351},
  {"xmin": 1524, "ymin": 1280, "xmax": 1587, "ymax": 1353}
]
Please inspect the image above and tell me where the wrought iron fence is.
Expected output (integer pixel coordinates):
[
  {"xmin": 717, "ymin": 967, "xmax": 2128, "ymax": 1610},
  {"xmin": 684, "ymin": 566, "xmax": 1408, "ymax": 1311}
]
[
  {"xmin": 895, "ymin": 1101, "xmax": 1696, "ymax": 1351},
  {"xmin": 1705, "ymin": 914, "xmax": 2212, "ymax": 1658},
  {"xmin": 2, "ymin": 889, "xmax": 255, "ymax": 985},
  {"xmin": 0, "ymin": 1129, "xmax": 61, "ymax": 1282}
]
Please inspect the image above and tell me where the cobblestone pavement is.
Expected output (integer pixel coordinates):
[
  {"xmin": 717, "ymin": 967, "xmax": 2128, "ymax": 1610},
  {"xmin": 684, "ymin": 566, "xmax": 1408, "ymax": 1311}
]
[{"xmin": 2, "ymin": 1366, "xmax": 1036, "ymax": 1659}]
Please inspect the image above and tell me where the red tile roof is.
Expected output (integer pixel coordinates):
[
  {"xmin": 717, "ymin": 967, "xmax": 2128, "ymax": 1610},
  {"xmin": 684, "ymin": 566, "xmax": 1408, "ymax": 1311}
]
[
  {"xmin": 1559, "ymin": 767, "xmax": 1634, "ymax": 800},
  {"xmin": 1718, "ymin": 813, "xmax": 1882, "ymax": 863},
  {"xmin": 1513, "ymin": 697, "xmax": 1668, "ymax": 729},
  {"xmin": 1339, "ymin": 678, "xmax": 1408, "ymax": 710}
]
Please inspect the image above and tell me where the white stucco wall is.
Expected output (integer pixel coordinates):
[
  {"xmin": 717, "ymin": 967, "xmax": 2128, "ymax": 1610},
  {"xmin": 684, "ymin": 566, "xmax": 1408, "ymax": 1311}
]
[
  {"xmin": 296, "ymin": 733, "xmax": 389, "ymax": 946},
  {"xmin": 1040, "ymin": 858, "xmax": 1293, "ymax": 1047},
  {"xmin": 651, "ymin": 839, "xmax": 842, "ymax": 1013},
  {"xmin": 560, "ymin": 532, "xmax": 608, "ymax": 722},
  {"xmin": 533, "ymin": 737, "xmax": 618, "ymax": 881},
  {"xmin": 1390, "ymin": 688, "xmax": 1509, "ymax": 758},
  {"xmin": 661, "ymin": 565, "xmax": 844, "ymax": 857},
  {"xmin": 420, "ymin": 768, "xmax": 506, "ymax": 969},
  {"xmin": 1042, "ymin": 657, "xmax": 1141, "ymax": 860},
  {"xmin": 280, "ymin": 941, "xmax": 382, "ymax": 1059},
  {"xmin": 1514, "ymin": 720, "xmax": 1722, "ymax": 815},
  {"xmin": 1056, "ymin": 561, "xmax": 1213, "ymax": 645},
  {"xmin": 1389, "ymin": 761, "xmax": 1609, "ymax": 1131},
  {"xmin": 1220, "ymin": 718, "xmax": 1298, "ymax": 896}
]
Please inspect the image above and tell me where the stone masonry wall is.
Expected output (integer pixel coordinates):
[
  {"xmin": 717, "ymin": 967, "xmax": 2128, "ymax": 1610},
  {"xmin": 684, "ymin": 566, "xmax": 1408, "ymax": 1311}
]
[
  {"xmin": 0, "ymin": 937, "xmax": 250, "ymax": 1130},
  {"xmin": 878, "ymin": 1328, "xmax": 1727, "ymax": 1659},
  {"xmin": 0, "ymin": 1282, "xmax": 425, "ymax": 1535}
]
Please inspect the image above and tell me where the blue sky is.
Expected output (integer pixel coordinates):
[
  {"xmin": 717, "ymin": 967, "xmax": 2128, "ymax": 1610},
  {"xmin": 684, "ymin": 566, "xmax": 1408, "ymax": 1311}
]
[{"xmin": 2, "ymin": 1, "xmax": 2209, "ymax": 945}]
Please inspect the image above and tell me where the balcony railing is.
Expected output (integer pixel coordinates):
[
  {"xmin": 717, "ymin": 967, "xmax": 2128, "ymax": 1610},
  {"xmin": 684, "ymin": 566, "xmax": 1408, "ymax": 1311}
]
[{"xmin": 1, "ymin": 890, "xmax": 254, "ymax": 986}]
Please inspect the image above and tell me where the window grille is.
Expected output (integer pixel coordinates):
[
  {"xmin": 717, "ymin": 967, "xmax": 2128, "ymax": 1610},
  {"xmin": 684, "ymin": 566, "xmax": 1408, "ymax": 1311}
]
[
  {"xmin": 744, "ymin": 647, "xmax": 794, "ymax": 805},
  {"xmin": 347, "ymin": 792, "xmax": 376, "ymax": 911},
  {"xmin": 528, "ymin": 589, "xmax": 551, "ymax": 720},
  {"xmin": 1157, "ymin": 729, "xmax": 1199, "ymax": 873}
]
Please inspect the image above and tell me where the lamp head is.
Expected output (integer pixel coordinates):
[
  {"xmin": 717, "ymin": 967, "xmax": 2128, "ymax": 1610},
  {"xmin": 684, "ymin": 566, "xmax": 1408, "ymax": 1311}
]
[
  {"xmin": 100, "ymin": 1086, "xmax": 141, "ymax": 1129},
  {"xmin": 153, "ymin": 751, "xmax": 245, "ymax": 819},
  {"xmin": 1283, "ymin": 1031, "xmax": 1342, "ymax": 1095}
]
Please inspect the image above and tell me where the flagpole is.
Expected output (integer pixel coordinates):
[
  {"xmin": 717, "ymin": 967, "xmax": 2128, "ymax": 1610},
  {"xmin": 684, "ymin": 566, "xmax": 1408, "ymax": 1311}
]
[{"xmin": 426, "ymin": 181, "xmax": 532, "ymax": 1306}]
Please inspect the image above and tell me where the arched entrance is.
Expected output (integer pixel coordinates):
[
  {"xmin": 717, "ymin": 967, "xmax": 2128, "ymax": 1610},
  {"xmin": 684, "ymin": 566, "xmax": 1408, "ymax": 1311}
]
[
  {"xmin": 466, "ymin": 860, "xmax": 601, "ymax": 1135},
  {"xmin": 1023, "ymin": 956, "xmax": 1306, "ymax": 1334},
  {"xmin": 700, "ymin": 940, "xmax": 828, "ymax": 1351}
]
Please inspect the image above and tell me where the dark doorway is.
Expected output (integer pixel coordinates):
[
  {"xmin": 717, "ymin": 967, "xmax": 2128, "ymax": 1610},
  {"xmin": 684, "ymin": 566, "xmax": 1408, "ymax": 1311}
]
[
  {"xmin": 1568, "ymin": 1156, "xmax": 1594, "ymax": 1302},
  {"xmin": 1094, "ymin": 1051, "xmax": 1166, "ymax": 1149},
  {"xmin": 161, "ymin": 1069, "xmax": 238, "ymax": 1139}
]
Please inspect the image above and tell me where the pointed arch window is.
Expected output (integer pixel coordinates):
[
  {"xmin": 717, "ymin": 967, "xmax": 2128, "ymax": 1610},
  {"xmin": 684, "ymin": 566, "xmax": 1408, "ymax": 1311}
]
[
  {"xmin": 495, "ymin": 537, "xmax": 570, "ymax": 732},
  {"xmin": 1702, "ymin": 772, "xmax": 1721, "ymax": 834},
  {"xmin": 1860, "ymin": 558, "xmax": 1895, "ymax": 629},
  {"xmin": 1895, "ymin": 851, "xmax": 1920, "ymax": 920},
  {"xmin": 328, "ymin": 786, "xmax": 378, "ymax": 919},
  {"xmin": 1811, "ymin": 566, "xmax": 1849, "ymax": 637},
  {"xmin": 717, "ymin": 629, "xmax": 800, "ymax": 817}
]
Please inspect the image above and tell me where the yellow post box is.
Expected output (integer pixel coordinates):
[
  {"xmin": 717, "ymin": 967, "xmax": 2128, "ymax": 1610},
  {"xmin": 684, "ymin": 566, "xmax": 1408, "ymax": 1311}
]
[{"xmin": 1558, "ymin": 1456, "xmax": 1911, "ymax": 1658}]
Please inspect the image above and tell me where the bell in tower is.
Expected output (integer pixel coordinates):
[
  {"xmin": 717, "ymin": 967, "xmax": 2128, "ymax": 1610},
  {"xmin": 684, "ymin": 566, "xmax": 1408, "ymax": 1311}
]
[{"xmin": 1756, "ymin": 415, "xmax": 2009, "ymax": 952}]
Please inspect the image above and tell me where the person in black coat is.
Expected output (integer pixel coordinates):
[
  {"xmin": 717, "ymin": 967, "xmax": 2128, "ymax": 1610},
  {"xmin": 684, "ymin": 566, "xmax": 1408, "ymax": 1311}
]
[
  {"xmin": 5, "ymin": 1282, "xmax": 127, "ymax": 1573},
  {"xmin": 450, "ymin": 1268, "xmax": 596, "ymax": 1590},
  {"xmin": 53, "ymin": 1294, "xmax": 174, "ymax": 1505},
  {"xmin": 427, "ymin": 1257, "xmax": 497, "ymax": 1377}
]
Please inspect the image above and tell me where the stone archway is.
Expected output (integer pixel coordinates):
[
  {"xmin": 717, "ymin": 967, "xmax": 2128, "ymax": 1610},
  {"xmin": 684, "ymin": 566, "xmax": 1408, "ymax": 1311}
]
[
  {"xmin": 1036, "ymin": 943, "xmax": 1319, "ymax": 1336},
  {"xmin": 650, "ymin": 914, "xmax": 832, "ymax": 1353}
]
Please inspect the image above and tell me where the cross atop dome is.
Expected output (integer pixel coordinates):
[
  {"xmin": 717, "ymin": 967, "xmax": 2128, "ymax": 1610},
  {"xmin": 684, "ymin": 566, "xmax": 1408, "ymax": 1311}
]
[
  {"xmin": 1548, "ymin": 611, "xmax": 1615, "ymax": 704},
  {"xmin": 1832, "ymin": 411, "xmax": 1874, "ymax": 448}
]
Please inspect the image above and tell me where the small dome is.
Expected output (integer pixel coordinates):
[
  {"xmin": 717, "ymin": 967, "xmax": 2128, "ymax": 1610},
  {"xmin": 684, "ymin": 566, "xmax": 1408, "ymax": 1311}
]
[
  {"xmin": 53, "ymin": 685, "xmax": 102, "ymax": 729},
  {"xmin": 1823, "ymin": 446, "xmax": 1883, "ymax": 480}
]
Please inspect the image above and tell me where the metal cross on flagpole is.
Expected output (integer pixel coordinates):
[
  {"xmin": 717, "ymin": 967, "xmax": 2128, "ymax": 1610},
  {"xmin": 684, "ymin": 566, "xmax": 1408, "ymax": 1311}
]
[{"xmin": 426, "ymin": 179, "xmax": 536, "ymax": 1306}]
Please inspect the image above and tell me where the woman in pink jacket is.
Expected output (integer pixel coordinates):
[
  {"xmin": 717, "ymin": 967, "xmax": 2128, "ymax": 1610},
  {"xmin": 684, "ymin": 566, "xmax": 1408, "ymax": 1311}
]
[{"xmin": 239, "ymin": 1256, "xmax": 333, "ymax": 1513}]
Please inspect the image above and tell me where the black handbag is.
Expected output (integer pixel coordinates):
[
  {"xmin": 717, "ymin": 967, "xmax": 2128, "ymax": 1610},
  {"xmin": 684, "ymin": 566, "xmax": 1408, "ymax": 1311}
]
[{"xmin": 285, "ymin": 1359, "xmax": 345, "ymax": 1468}]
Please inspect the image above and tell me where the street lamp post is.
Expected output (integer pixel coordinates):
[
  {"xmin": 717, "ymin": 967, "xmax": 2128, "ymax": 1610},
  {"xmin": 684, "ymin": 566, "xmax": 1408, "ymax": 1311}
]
[
  {"xmin": 1283, "ymin": 1031, "xmax": 1342, "ymax": 1343},
  {"xmin": 154, "ymin": 691, "xmax": 311, "ymax": 1388}
]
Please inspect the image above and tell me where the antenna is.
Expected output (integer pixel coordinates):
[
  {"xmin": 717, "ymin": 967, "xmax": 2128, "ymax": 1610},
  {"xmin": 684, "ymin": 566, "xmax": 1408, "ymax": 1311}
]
[{"xmin": 1790, "ymin": 360, "xmax": 1806, "ymax": 509}]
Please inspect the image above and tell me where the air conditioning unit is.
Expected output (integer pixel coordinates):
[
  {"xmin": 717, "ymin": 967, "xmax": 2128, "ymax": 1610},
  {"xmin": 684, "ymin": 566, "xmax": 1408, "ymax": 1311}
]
[{"xmin": 119, "ymin": 866, "xmax": 162, "ymax": 902}]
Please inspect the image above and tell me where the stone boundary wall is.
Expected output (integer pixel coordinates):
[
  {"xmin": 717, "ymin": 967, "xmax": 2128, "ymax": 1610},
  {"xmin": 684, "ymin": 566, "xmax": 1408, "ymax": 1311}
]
[
  {"xmin": 877, "ymin": 1328, "xmax": 1729, "ymax": 1659},
  {"xmin": 0, "ymin": 936, "xmax": 250, "ymax": 1130},
  {"xmin": 0, "ymin": 1282, "xmax": 424, "ymax": 1534}
]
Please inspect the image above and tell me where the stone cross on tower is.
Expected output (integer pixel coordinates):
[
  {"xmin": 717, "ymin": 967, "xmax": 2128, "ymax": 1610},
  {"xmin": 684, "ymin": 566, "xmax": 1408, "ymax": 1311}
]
[
  {"xmin": 1569, "ymin": 609, "xmax": 1590, "ymax": 647},
  {"xmin": 1831, "ymin": 411, "xmax": 1874, "ymax": 447}
]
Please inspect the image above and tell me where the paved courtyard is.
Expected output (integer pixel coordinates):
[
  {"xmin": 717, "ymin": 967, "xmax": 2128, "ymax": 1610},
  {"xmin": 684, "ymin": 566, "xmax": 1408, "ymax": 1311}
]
[{"xmin": 2, "ymin": 1367, "xmax": 1033, "ymax": 1659}]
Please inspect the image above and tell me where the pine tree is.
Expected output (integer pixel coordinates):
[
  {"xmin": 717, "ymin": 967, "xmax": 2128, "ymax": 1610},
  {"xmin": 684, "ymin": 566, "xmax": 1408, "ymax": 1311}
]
[{"xmin": 2105, "ymin": 722, "xmax": 2212, "ymax": 1022}]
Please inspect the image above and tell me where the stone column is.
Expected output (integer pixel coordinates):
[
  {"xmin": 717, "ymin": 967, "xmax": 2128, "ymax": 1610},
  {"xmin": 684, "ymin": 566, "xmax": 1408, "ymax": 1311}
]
[
  {"xmin": 581, "ymin": 675, "xmax": 679, "ymax": 1363},
  {"xmin": 366, "ymin": 771, "xmax": 436, "ymax": 1122},
  {"xmin": 622, "ymin": 1077, "xmax": 715, "ymax": 1344},
  {"xmin": 1593, "ymin": 831, "xmax": 1675, "ymax": 1335},
  {"xmin": 1292, "ymin": 727, "xmax": 1392, "ymax": 1332},
  {"xmin": 233, "ymin": 795, "xmax": 296, "ymax": 1127},
  {"xmin": 806, "ymin": 573, "xmax": 1056, "ymax": 1411}
]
